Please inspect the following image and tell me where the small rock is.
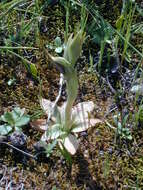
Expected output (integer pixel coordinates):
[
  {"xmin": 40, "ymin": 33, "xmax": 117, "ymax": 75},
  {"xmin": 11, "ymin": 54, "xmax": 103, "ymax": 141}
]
[
  {"xmin": 108, "ymin": 147, "xmax": 113, "ymax": 154},
  {"xmin": 99, "ymin": 150, "xmax": 104, "ymax": 156},
  {"xmin": 0, "ymin": 136, "xmax": 7, "ymax": 142},
  {"xmin": 33, "ymin": 141, "xmax": 45, "ymax": 152},
  {"xmin": 84, "ymin": 150, "xmax": 89, "ymax": 158},
  {"xmin": 9, "ymin": 131, "xmax": 27, "ymax": 148}
]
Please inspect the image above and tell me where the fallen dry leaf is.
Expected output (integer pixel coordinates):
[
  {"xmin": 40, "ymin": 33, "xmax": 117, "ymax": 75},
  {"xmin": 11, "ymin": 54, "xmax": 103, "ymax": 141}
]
[
  {"xmin": 90, "ymin": 118, "xmax": 102, "ymax": 126},
  {"xmin": 30, "ymin": 119, "xmax": 48, "ymax": 132}
]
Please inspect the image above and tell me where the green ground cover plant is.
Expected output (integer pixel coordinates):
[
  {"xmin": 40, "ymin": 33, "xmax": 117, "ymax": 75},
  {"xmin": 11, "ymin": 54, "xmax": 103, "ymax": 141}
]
[{"xmin": 0, "ymin": 107, "xmax": 30, "ymax": 135}]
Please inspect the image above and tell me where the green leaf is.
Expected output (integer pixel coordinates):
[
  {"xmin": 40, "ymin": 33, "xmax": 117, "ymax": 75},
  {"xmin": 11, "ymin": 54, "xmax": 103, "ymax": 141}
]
[
  {"xmin": 15, "ymin": 126, "xmax": 23, "ymax": 131},
  {"xmin": 52, "ymin": 186, "xmax": 57, "ymax": 190},
  {"xmin": 64, "ymin": 30, "xmax": 84, "ymax": 65},
  {"xmin": 54, "ymin": 36, "xmax": 62, "ymax": 47},
  {"xmin": 46, "ymin": 44, "xmax": 54, "ymax": 50},
  {"xmin": 40, "ymin": 98, "xmax": 61, "ymax": 123},
  {"xmin": 72, "ymin": 101, "xmax": 95, "ymax": 120},
  {"xmin": 0, "ymin": 107, "xmax": 29, "ymax": 129},
  {"xmin": 58, "ymin": 142, "xmax": 72, "ymax": 165},
  {"xmin": 113, "ymin": 115, "xmax": 118, "ymax": 126},
  {"xmin": 127, "ymin": 135, "xmax": 132, "ymax": 140},
  {"xmin": 61, "ymin": 134, "xmax": 79, "ymax": 155},
  {"xmin": 44, "ymin": 140, "xmax": 57, "ymax": 157},
  {"xmin": 116, "ymin": 15, "xmax": 124, "ymax": 30},
  {"xmin": 51, "ymin": 56, "xmax": 71, "ymax": 68},
  {"xmin": 0, "ymin": 112, "xmax": 14, "ymax": 125},
  {"xmin": 131, "ymin": 85, "xmax": 143, "ymax": 95},
  {"xmin": 14, "ymin": 107, "xmax": 25, "ymax": 115},
  {"xmin": 131, "ymin": 22, "xmax": 143, "ymax": 34},
  {"xmin": 11, "ymin": 107, "xmax": 25, "ymax": 121},
  {"xmin": 122, "ymin": 114, "xmax": 128, "ymax": 127},
  {"xmin": 72, "ymin": 118, "xmax": 102, "ymax": 133},
  {"xmin": 0, "ymin": 124, "xmax": 12, "ymax": 135},
  {"xmin": 47, "ymin": 124, "xmax": 66, "ymax": 140},
  {"xmin": 118, "ymin": 124, "xmax": 122, "ymax": 131},
  {"xmin": 15, "ymin": 115, "xmax": 30, "ymax": 127},
  {"xmin": 7, "ymin": 78, "xmax": 16, "ymax": 86},
  {"xmin": 29, "ymin": 63, "xmax": 37, "ymax": 78},
  {"xmin": 55, "ymin": 47, "xmax": 63, "ymax": 54}
]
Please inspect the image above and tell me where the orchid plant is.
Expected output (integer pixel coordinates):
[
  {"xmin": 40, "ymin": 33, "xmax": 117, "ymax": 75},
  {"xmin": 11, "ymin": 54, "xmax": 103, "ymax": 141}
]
[{"xmin": 31, "ymin": 28, "xmax": 102, "ymax": 156}]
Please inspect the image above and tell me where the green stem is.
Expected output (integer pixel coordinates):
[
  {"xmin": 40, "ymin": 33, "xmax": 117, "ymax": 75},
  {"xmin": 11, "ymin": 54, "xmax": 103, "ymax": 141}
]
[{"xmin": 64, "ymin": 69, "xmax": 78, "ymax": 129}]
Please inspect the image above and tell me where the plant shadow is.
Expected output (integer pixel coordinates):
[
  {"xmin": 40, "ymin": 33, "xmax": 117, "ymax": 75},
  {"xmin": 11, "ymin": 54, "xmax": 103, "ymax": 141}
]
[{"xmin": 73, "ymin": 151, "xmax": 103, "ymax": 190}]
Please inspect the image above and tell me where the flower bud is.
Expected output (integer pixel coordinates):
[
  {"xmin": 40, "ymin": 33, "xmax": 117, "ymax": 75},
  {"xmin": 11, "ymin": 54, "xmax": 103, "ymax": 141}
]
[{"xmin": 64, "ymin": 30, "xmax": 85, "ymax": 65}]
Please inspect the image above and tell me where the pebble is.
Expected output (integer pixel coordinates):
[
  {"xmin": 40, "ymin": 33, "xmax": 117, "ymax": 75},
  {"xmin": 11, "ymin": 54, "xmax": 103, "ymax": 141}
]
[{"xmin": 84, "ymin": 150, "xmax": 89, "ymax": 158}]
